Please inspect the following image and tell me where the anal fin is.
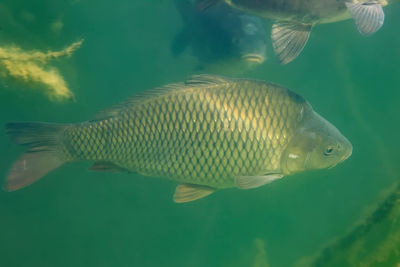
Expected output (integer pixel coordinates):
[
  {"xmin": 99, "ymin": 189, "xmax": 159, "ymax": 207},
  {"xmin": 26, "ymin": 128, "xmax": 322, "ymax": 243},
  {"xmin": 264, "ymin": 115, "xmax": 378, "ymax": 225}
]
[
  {"xmin": 89, "ymin": 161, "xmax": 128, "ymax": 172},
  {"xmin": 345, "ymin": 2, "xmax": 384, "ymax": 35},
  {"xmin": 173, "ymin": 183, "xmax": 215, "ymax": 203},
  {"xmin": 271, "ymin": 21, "xmax": 312, "ymax": 64},
  {"xmin": 235, "ymin": 174, "xmax": 283, "ymax": 189}
]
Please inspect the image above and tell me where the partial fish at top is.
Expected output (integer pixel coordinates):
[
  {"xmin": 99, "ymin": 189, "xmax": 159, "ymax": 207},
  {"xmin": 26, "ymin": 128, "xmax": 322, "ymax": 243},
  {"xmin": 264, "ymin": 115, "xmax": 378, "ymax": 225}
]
[
  {"xmin": 172, "ymin": 0, "xmax": 267, "ymax": 73},
  {"xmin": 197, "ymin": 0, "xmax": 393, "ymax": 64}
]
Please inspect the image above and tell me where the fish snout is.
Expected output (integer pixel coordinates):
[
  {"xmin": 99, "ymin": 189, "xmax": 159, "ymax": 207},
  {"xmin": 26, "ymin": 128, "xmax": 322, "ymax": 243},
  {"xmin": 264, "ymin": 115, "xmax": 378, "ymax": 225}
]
[
  {"xmin": 242, "ymin": 54, "xmax": 265, "ymax": 64},
  {"xmin": 342, "ymin": 142, "xmax": 353, "ymax": 162},
  {"xmin": 328, "ymin": 142, "xmax": 353, "ymax": 169}
]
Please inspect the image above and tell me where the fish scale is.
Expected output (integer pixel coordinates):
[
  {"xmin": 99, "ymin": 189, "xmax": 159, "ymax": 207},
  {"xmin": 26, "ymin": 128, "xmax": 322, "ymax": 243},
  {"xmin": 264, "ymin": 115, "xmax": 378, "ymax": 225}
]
[
  {"xmin": 59, "ymin": 76, "xmax": 304, "ymax": 188},
  {"xmin": 4, "ymin": 75, "xmax": 353, "ymax": 201}
]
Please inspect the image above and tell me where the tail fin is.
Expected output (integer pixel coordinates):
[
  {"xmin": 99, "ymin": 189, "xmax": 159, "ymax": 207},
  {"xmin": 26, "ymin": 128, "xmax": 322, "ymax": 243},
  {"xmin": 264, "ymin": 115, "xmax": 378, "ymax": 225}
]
[{"xmin": 4, "ymin": 122, "xmax": 69, "ymax": 191}]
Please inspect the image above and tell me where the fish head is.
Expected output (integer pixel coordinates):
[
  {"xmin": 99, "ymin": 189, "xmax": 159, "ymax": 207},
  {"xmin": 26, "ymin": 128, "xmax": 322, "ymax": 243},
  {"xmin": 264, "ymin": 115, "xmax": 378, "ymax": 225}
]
[
  {"xmin": 216, "ymin": 10, "xmax": 267, "ymax": 64},
  {"xmin": 177, "ymin": 1, "xmax": 267, "ymax": 68},
  {"xmin": 281, "ymin": 107, "xmax": 352, "ymax": 175},
  {"xmin": 234, "ymin": 14, "xmax": 267, "ymax": 64}
]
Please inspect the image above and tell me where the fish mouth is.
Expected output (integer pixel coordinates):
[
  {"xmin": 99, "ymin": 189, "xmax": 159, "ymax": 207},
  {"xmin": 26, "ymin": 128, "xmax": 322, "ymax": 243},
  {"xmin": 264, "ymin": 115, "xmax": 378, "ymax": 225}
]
[
  {"xmin": 242, "ymin": 54, "xmax": 265, "ymax": 64},
  {"xmin": 328, "ymin": 148, "xmax": 353, "ymax": 169},
  {"xmin": 343, "ymin": 149, "xmax": 352, "ymax": 161},
  {"xmin": 341, "ymin": 142, "xmax": 353, "ymax": 162}
]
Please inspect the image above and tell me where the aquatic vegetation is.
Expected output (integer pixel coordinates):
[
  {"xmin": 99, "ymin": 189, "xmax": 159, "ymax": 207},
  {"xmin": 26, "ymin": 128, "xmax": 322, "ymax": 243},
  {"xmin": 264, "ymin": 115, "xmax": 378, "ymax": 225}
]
[
  {"xmin": 0, "ymin": 39, "xmax": 83, "ymax": 101},
  {"xmin": 296, "ymin": 182, "xmax": 400, "ymax": 266},
  {"xmin": 252, "ymin": 238, "xmax": 270, "ymax": 267},
  {"xmin": 224, "ymin": 238, "xmax": 270, "ymax": 267}
]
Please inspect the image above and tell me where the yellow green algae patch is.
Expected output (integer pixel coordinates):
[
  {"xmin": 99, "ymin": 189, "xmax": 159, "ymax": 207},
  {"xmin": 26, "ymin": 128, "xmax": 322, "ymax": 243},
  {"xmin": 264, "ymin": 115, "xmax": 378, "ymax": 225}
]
[
  {"xmin": 297, "ymin": 182, "xmax": 400, "ymax": 267},
  {"xmin": 0, "ymin": 39, "xmax": 83, "ymax": 101},
  {"xmin": 225, "ymin": 238, "xmax": 270, "ymax": 267},
  {"xmin": 253, "ymin": 238, "xmax": 270, "ymax": 267}
]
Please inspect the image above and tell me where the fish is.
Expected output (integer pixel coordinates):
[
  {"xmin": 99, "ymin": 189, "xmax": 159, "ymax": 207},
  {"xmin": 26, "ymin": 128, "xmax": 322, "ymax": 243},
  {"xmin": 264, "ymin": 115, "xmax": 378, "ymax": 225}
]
[
  {"xmin": 197, "ymin": 0, "xmax": 393, "ymax": 64},
  {"xmin": 172, "ymin": 0, "xmax": 267, "ymax": 72},
  {"xmin": 3, "ymin": 75, "xmax": 352, "ymax": 203}
]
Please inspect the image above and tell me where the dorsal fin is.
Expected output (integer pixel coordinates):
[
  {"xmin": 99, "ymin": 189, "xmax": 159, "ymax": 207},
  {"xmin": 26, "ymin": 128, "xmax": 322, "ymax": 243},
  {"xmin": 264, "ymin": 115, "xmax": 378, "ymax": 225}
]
[
  {"xmin": 185, "ymin": 74, "xmax": 231, "ymax": 86},
  {"xmin": 92, "ymin": 75, "xmax": 232, "ymax": 121},
  {"xmin": 92, "ymin": 82, "xmax": 185, "ymax": 121}
]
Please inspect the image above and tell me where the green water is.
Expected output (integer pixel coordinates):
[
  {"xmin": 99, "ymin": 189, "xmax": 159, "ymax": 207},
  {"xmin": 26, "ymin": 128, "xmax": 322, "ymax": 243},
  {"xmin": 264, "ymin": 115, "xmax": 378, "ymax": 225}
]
[{"xmin": 0, "ymin": 1, "xmax": 399, "ymax": 266}]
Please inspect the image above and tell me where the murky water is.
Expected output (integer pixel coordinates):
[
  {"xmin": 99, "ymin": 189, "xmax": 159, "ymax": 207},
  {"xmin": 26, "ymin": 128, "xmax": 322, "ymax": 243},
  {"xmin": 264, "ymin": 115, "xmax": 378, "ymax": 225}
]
[{"xmin": 0, "ymin": 1, "xmax": 399, "ymax": 266}]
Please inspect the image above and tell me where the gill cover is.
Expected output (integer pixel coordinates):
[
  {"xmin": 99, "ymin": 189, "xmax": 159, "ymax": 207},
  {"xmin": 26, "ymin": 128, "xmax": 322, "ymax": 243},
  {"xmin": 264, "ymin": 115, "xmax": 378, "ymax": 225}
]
[{"xmin": 280, "ymin": 106, "xmax": 352, "ymax": 175}]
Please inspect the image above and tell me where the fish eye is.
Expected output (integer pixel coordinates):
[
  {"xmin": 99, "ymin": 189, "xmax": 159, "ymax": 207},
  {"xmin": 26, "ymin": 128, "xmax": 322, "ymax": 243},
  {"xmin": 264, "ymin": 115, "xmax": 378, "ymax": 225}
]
[{"xmin": 323, "ymin": 146, "xmax": 334, "ymax": 156}]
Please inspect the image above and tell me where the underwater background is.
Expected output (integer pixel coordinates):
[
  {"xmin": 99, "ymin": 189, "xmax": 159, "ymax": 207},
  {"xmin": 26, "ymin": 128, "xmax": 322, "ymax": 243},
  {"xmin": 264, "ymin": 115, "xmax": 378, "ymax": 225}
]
[{"xmin": 0, "ymin": 1, "xmax": 399, "ymax": 266}]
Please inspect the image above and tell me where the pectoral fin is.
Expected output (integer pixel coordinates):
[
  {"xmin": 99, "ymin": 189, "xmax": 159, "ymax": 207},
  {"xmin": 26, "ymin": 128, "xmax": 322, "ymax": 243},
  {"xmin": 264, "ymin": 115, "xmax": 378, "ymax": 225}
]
[
  {"xmin": 89, "ymin": 162, "xmax": 128, "ymax": 172},
  {"xmin": 345, "ymin": 2, "xmax": 384, "ymax": 35},
  {"xmin": 271, "ymin": 21, "xmax": 312, "ymax": 64},
  {"xmin": 173, "ymin": 183, "xmax": 216, "ymax": 203},
  {"xmin": 235, "ymin": 174, "xmax": 283, "ymax": 189}
]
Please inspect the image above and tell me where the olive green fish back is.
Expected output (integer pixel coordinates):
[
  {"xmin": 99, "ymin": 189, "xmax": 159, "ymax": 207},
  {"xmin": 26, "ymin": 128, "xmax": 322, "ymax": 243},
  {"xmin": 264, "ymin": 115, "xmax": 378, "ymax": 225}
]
[{"xmin": 61, "ymin": 76, "xmax": 306, "ymax": 188}]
